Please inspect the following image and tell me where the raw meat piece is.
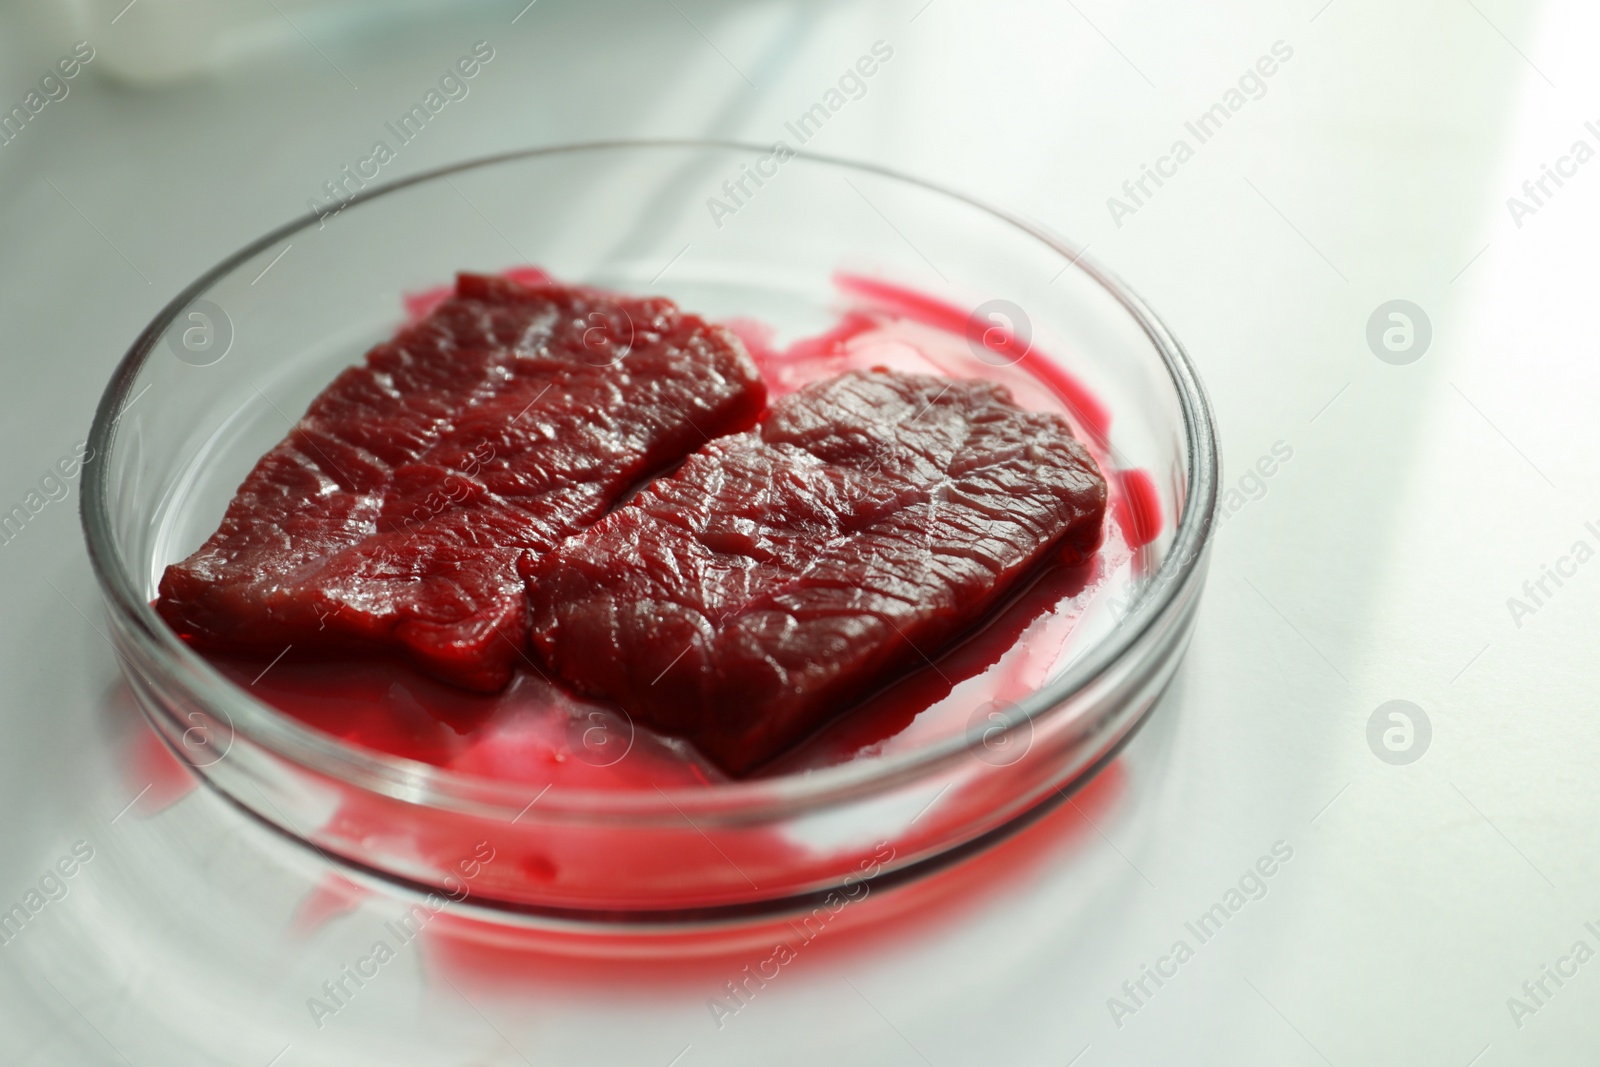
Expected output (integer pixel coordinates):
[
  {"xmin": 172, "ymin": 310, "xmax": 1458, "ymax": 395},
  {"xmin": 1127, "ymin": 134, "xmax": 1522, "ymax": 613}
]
[
  {"xmin": 524, "ymin": 369, "xmax": 1107, "ymax": 773},
  {"xmin": 157, "ymin": 273, "xmax": 766, "ymax": 690}
]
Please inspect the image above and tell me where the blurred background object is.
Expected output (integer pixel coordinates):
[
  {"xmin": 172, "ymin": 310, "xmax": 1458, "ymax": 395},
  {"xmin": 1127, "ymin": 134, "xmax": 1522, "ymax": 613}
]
[{"xmin": 7, "ymin": 0, "xmax": 507, "ymax": 85}]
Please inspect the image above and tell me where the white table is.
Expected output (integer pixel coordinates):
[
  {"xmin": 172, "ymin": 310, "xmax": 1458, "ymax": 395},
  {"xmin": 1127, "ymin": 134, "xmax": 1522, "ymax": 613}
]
[{"xmin": 1, "ymin": 0, "xmax": 1594, "ymax": 1062}]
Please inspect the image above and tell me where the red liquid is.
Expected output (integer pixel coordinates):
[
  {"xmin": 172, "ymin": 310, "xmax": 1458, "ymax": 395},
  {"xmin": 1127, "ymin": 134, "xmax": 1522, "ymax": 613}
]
[
  {"xmin": 417, "ymin": 759, "xmax": 1127, "ymax": 977},
  {"xmin": 171, "ymin": 269, "xmax": 1165, "ymax": 917},
  {"xmin": 832, "ymin": 273, "xmax": 1113, "ymax": 447},
  {"xmin": 1112, "ymin": 467, "xmax": 1162, "ymax": 549}
]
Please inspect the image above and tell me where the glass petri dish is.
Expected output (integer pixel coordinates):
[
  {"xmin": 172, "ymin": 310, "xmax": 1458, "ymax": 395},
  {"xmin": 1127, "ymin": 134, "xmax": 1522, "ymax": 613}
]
[{"xmin": 80, "ymin": 140, "xmax": 1218, "ymax": 929}]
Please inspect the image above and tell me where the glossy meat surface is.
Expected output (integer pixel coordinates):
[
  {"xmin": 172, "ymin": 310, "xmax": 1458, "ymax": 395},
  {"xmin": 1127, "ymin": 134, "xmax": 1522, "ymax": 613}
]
[
  {"xmin": 525, "ymin": 369, "xmax": 1107, "ymax": 772},
  {"xmin": 157, "ymin": 273, "xmax": 766, "ymax": 690}
]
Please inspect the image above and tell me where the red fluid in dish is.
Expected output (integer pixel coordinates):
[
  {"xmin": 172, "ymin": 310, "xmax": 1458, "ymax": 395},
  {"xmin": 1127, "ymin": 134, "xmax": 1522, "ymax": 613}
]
[
  {"xmin": 121, "ymin": 719, "xmax": 199, "ymax": 818},
  {"xmin": 211, "ymin": 649, "xmax": 722, "ymax": 788},
  {"xmin": 770, "ymin": 554, "xmax": 1101, "ymax": 771},
  {"xmin": 289, "ymin": 873, "xmax": 369, "ymax": 937},
  {"xmin": 413, "ymin": 758, "xmax": 1125, "ymax": 985},
  {"xmin": 175, "ymin": 268, "xmax": 1163, "ymax": 915},
  {"xmin": 831, "ymin": 273, "xmax": 1113, "ymax": 448},
  {"xmin": 1111, "ymin": 466, "xmax": 1162, "ymax": 549},
  {"xmin": 723, "ymin": 310, "xmax": 881, "ymax": 386},
  {"xmin": 725, "ymin": 276, "xmax": 1156, "ymax": 561}
]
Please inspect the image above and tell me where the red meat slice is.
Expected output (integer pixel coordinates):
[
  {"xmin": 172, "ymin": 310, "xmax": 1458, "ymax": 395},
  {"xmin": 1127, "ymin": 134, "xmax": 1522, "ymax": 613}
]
[
  {"xmin": 524, "ymin": 369, "xmax": 1107, "ymax": 773},
  {"xmin": 157, "ymin": 273, "xmax": 766, "ymax": 690}
]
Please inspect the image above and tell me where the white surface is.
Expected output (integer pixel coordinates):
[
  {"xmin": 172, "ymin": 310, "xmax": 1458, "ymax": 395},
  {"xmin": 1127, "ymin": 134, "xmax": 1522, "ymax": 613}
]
[{"xmin": 2, "ymin": 0, "xmax": 1598, "ymax": 1063}]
